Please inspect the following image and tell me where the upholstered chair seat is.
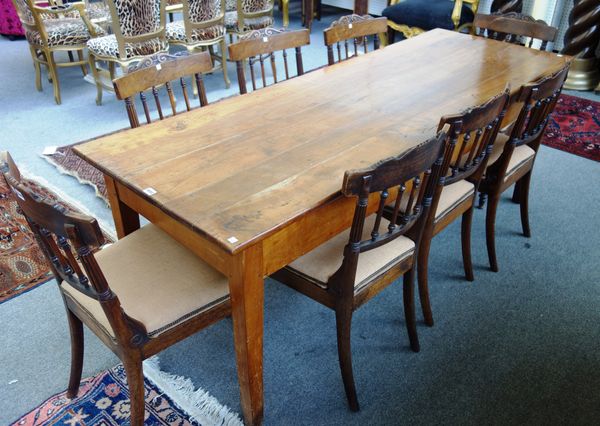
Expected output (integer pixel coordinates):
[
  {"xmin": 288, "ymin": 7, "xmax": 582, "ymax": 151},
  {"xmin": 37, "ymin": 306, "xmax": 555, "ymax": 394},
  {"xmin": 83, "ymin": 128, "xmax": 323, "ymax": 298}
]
[
  {"xmin": 224, "ymin": 11, "xmax": 272, "ymax": 30},
  {"xmin": 61, "ymin": 223, "xmax": 229, "ymax": 339},
  {"xmin": 87, "ymin": 33, "xmax": 168, "ymax": 60},
  {"xmin": 26, "ymin": 17, "xmax": 105, "ymax": 46},
  {"xmin": 286, "ymin": 214, "xmax": 416, "ymax": 289},
  {"xmin": 166, "ymin": 20, "xmax": 225, "ymax": 42},
  {"xmin": 434, "ymin": 180, "xmax": 475, "ymax": 222},
  {"xmin": 382, "ymin": 0, "xmax": 474, "ymax": 31},
  {"xmin": 487, "ymin": 133, "xmax": 536, "ymax": 181}
]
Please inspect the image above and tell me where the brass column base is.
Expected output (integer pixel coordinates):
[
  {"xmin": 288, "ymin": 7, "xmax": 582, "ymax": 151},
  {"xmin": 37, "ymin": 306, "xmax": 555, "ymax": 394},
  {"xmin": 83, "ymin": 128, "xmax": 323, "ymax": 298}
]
[{"xmin": 564, "ymin": 57, "xmax": 600, "ymax": 91}]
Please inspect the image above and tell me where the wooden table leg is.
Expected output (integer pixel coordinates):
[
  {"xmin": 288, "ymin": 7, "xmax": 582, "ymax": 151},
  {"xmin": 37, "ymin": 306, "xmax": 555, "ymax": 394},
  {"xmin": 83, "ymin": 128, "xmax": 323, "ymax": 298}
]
[
  {"xmin": 104, "ymin": 175, "xmax": 140, "ymax": 239},
  {"xmin": 229, "ymin": 243, "xmax": 264, "ymax": 425}
]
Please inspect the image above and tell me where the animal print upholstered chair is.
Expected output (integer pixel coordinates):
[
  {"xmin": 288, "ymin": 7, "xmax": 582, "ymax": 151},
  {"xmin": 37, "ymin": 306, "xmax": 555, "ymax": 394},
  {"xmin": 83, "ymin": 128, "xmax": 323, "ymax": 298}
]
[
  {"xmin": 87, "ymin": 0, "xmax": 169, "ymax": 105},
  {"xmin": 225, "ymin": 0, "xmax": 274, "ymax": 39}
]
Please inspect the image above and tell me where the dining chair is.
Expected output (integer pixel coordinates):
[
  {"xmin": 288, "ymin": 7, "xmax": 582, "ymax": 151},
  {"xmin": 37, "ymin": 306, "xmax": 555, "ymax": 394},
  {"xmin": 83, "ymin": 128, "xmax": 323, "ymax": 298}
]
[
  {"xmin": 225, "ymin": 0, "xmax": 273, "ymax": 39},
  {"xmin": 383, "ymin": 0, "xmax": 480, "ymax": 43},
  {"xmin": 416, "ymin": 88, "xmax": 509, "ymax": 327},
  {"xmin": 165, "ymin": 0, "xmax": 230, "ymax": 88},
  {"xmin": 1, "ymin": 151, "xmax": 232, "ymax": 426},
  {"xmin": 112, "ymin": 51, "xmax": 213, "ymax": 128},
  {"xmin": 228, "ymin": 27, "xmax": 310, "ymax": 94},
  {"xmin": 10, "ymin": 0, "xmax": 105, "ymax": 104},
  {"xmin": 87, "ymin": 0, "xmax": 169, "ymax": 105},
  {"xmin": 473, "ymin": 12, "xmax": 558, "ymax": 51},
  {"xmin": 478, "ymin": 66, "xmax": 569, "ymax": 272},
  {"xmin": 272, "ymin": 129, "xmax": 448, "ymax": 411},
  {"xmin": 323, "ymin": 14, "xmax": 387, "ymax": 65}
]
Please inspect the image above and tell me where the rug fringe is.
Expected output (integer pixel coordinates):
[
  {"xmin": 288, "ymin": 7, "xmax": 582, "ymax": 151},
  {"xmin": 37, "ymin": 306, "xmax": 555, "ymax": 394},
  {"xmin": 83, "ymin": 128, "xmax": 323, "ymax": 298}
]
[{"xmin": 143, "ymin": 357, "xmax": 243, "ymax": 426}]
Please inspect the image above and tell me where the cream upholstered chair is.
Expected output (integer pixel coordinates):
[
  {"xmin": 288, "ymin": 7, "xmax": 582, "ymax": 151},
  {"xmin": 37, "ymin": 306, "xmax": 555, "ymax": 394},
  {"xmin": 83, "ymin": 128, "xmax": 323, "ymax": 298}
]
[
  {"xmin": 87, "ymin": 0, "xmax": 169, "ymax": 105},
  {"xmin": 225, "ymin": 0, "xmax": 274, "ymax": 38},
  {"xmin": 10, "ymin": 0, "xmax": 105, "ymax": 104},
  {"xmin": 165, "ymin": 0, "xmax": 230, "ymax": 87},
  {"xmin": 1, "ymin": 151, "xmax": 232, "ymax": 426},
  {"xmin": 272, "ymin": 130, "xmax": 448, "ymax": 411}
]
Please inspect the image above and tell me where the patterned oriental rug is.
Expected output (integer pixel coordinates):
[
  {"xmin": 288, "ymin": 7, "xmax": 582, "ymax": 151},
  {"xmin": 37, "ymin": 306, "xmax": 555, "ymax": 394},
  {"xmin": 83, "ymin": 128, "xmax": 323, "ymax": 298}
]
[
  {"xmin": 11, "ymin": 364, "xmax": 198, "ymax": 426},
  {"xmin": 0, "ymin": 175, "xmax": 113, "ymax": 304},
  {"xmin": 42, "ymin": 94, "xmax": 600, "ymax": 206}
]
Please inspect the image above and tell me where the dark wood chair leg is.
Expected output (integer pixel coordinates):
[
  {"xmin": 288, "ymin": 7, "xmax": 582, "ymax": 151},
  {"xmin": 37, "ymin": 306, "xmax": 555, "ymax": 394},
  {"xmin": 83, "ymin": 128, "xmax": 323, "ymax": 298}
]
[
  {"xmin": 461, "ymin": 206, "xmax": 475, "ymax": 282},
  {"xmin": 403, "ymin": 266, "xmax": 420, "ymax": 352},
  {"xmin": 123, "ymin": 355, "xmax": 145, "ymax": 426},
  {"xmin": 519, "ymin": 172, "xmax": 532, "ymax": 237},
  {"xmin": 477, "ymin": 191, "xmax": 487, "ymax": 209},
  {"xmin": 335, "ymin": 306, "xmax": 359, "ymax": 411},
  {"xmin": 485, "ymin": 193, "xmax": 501, "ymax": 272},
  {"xmin": 512, "ymin": 180, "xmax": 522, "ymax": 203},
  {"xmin": 387, "ymin": 28, "xmax": 395, "ymax": 45},
  {"xmin": 417, "ymin": 235, "xmax": 434, "ymax": 326},
  {"xmin": 66, "ymin": 308, "xmax": 84, "ymax": 399}
]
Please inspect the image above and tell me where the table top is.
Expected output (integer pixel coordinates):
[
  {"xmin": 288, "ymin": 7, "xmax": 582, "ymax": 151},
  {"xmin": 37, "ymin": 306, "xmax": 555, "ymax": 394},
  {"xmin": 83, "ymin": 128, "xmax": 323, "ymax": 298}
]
[{"xmin": 75, "ymin": 29, "xmax": 569, "ymax": 255}]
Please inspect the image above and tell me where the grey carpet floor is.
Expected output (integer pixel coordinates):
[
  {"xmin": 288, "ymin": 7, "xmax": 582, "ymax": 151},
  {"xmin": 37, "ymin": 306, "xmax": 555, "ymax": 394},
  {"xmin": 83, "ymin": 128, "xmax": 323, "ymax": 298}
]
[{"xmin": 1, "ymin": 5, "xmax": 600, "ymax": 425}]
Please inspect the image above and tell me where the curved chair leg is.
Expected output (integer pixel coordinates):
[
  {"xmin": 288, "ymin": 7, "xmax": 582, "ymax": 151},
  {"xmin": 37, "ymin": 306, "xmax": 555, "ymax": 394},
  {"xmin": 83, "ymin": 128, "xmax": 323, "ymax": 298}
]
[
  {"xmin": 29, "ymin": 46, "xmax": 42, "ymax": 92},
  {"xmin": 403, "ymin": 266, "xmax": 420, "ymax": 352},
  {"xmin": 461, "ymin": 206, "xmax": 475, "ymax": 282},
  {"xmin": 335, "ymin": 306, "xmax": 359, "ymax": 411},
  {"xmin": 417, "ymin": 235, "xmax": 434, "ymax": 326},
  {"xmin": 77, "ymin": 50, "xmax": 87, "ymax": 76},
  {"xmin": 485, "ymin": 193, "xmax": 500, "ymax": 272},
  {"xmin": 220, "ymin": 39, "xmax": 231, "ymax": 88},
  {"xmin": 123, "ymin": 355, "xmax": 145, "ymax": 426},
  {"xmin": 519, "ymin": 172, "xmax": 532, "ymax": 238},
  {"xmin": 66, "ymin": 308, "xmax": 84, "ymax": 399},
  {"xmin": 46, "ymin": 51, "xmax": 61, "ymax": 105},
  {"xmin": 512, "ymin": 180, "xmax": 521, "ymax": 204},
  {"xmin": 88, "ymin": 53, "xmax": 103, "ymax": 105}
]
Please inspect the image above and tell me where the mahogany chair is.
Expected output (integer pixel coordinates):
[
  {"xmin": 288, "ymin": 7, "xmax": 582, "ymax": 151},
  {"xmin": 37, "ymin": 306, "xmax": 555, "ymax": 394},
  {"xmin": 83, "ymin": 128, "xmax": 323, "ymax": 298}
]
[
  {"xmin": 228, "ymin": 27, "xmax": 310, "ymax": 94},
  {"xmin": 272, "ymin": 129, "xmax": 448, "ymax": 411},
  {"xmin": 112, "ymin": 51, "xmax": 212, "ymax": 128},
  {"xmin": 478, "ymin": 66, "xmax": 569, "ymax": 272},
  {"xmin": 417, "ymin": 89, "xmax": 509, "ymax": 327},
  {"xmin": 323, "ymin": 14, "xmax": 387, "ymax": 65},
  {"xmin": 473, "ymin": 12, "xmax": 558, "ymax": 51},
  {"xmin": 1, "ymin": 151, "xmax": 232, "ymax": 426}
]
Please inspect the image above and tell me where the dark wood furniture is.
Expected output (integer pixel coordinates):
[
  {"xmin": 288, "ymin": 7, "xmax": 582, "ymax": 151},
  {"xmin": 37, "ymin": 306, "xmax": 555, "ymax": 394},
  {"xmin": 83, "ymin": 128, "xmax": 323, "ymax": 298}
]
[
  {"xmin": 73, "ymin": 30, "xmax": 569, "ymax": 425},
  {"xmin": 479, "ymin": 65, "xmax": 570, "ymax": 272},
  {"xmin": 1, "ymin": 152, "xmax": 232, "ymax": 426},
  {"xmin": 416, "ymin": 89, "xmax": 510, "ymax": 327},
  {"xmin": 272, "ymin": 130, "xmax": 447, "ymax": 410},
  {"xmin": 323, "ymin": 14, "xmax": 387, "ymax": 65},
  {"xmin": 473, "ymin": 12, "xmax": 558, "ymax": 50},
  {"xmin": 112, "ymin": 52, "xmax": 213, "ymax": 128},
  {"xmin": 228, "ymin": 27, "xmax": 310, "ymax": 94}
]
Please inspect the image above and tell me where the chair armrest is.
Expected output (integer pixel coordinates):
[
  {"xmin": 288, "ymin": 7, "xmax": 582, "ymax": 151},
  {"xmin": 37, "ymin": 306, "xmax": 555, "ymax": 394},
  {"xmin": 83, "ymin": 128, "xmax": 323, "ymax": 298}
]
[
  {"xmin": 451, "ymin": 0, "xmax": 463, "ymax": 30},
  {"xmin": 32, "ymin": 2, "xmax": 99, "ymax": 38}
]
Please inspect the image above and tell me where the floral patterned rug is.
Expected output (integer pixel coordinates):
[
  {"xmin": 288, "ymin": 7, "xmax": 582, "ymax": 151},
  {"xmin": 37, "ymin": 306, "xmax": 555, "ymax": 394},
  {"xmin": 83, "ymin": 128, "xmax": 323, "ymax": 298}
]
[
  {"xmin": 11, "ymin": 364, "xmax": 198, "ymax": 426},
  {"xmin": 542, "ymin": 94, "xmax": 600, "ymax": 162}
]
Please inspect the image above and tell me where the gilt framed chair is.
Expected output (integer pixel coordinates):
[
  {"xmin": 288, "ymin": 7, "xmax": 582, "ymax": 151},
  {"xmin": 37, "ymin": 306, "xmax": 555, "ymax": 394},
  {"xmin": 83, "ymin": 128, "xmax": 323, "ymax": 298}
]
[
  {"xmin": 87, "ymin": 0, "xmax": 169, "ymax": 105},
  {"xmin": 416, "ymin": 88, "xmax": 509, "ymax": 327},
  {"xmin": 478, "ymin": 66, "xmax": 569, "ymax": 272},
  {"xmin": 165, "ymin": 0, "xmax": 230, "ymax": 87},
  {"xmin": 225, "ymin": 0, "xmax": 274, "ymax": 39},
  {"xmin": 323, "ymin": 14, "xmax": 387, "ymax": 65},
  {"xmin": 10, "ymin": 0, "xmax": 104, "ymax": 104},
  {"xmin": 1, "ymin": 151, "xmax": 232, "ymax": 426},
  {"xmin": 228, "ymin": 27, "xmax": 309, "ymax": 94},
  {"xmin": 113, "ymin": 51, "xmax": 213, "ymax": 128},
  {"xmin": 473, "ymin": 12, "xmax": 558, "ymax": 51},
  {"xmin": 383, "ymin": 0, "xmax": 480, "ymax": 43},
  {"xmin": 272, "ymin": 129, "xmax": 448, "ymax": 411}
]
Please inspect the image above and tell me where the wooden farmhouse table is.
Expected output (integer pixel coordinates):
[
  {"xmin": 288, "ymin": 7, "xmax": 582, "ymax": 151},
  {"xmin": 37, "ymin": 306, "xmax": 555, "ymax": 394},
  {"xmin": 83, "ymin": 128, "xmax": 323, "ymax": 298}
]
[{"xmin": 75, "ymin": 29, "xmax": 569, "ymax": 425}]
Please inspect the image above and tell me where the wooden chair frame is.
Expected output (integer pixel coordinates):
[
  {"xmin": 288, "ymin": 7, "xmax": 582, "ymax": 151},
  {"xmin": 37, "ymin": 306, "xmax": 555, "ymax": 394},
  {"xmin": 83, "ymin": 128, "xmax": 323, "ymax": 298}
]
[
  {"xmin": 227, "ymin": 0, "xmax": 274, "ymax": 38},
  {"xmin": 473, "ymin": 12, "xmax": 558, "ymax": 51},
  {"xmin": 323, "ymin": 14, "xmax": 387, "ymax": 65}
]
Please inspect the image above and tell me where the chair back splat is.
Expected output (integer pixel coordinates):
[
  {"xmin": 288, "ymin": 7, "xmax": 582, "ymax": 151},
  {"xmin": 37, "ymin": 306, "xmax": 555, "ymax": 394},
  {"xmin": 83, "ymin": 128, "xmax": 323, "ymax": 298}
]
[
  {"xmin": 113, "ymin": 51, "xmax": 213, "ymax": 128},
  {"xmin": 473, "ymin": 12, "xmax": 558, "ymax": 51},
  {"xmin": 323, "ymin": 15, "xmax": 387, "ymax": 65},
  {"xmin": 228, "ymin": 27, "xmax": 310, "ymax": 94}
]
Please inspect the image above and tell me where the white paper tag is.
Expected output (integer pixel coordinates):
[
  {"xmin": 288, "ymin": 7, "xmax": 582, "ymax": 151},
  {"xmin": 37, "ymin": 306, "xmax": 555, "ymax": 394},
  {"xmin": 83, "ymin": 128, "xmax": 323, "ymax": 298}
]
[
  {"xmin": 348, "ymin": 23, "xmax": 353, "ymax": 29},
  {"xmin": 262, "ymin": 36, "xmax": 268, "ymax": 43},
  {"xmin": 42, "ymin": 146, "xmax": 57, "ymax": 155},
  {"xmin": 156, "ymin": 63, "xmax": 162, "ymax": 71},
  {"xmin": 143, "ymin": 187, "xmax": 157, "ymax": 196},
  {"xmin": 556, "ymin": 54, "xmax": 563, "ymax": 57},
  {"xmin": 227, "ymin": 236, "xmax": 238, "ymax": 244}
]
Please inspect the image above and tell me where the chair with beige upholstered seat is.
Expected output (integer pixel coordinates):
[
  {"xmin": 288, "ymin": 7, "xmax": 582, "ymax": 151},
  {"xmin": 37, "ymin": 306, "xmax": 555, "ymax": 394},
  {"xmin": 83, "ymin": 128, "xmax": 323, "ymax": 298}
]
[
  {"xmin": 478, "ymin": 65, "xmax": 569, "ymax": 273},
  {"xmin": 1, "ymin": 151, "xmax": 232, "ymax": 426},
  {"xmin": 272, "ymin": 129, "xmax": 448, "ymax": 411},
  {"xmin": 415, "ymin": 89, "xmax": 509, "ymax": 327}
]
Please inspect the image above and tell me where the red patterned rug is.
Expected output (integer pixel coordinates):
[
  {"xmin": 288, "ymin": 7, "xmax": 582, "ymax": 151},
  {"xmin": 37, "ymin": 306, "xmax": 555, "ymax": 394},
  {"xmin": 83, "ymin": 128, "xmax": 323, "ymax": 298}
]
[
  {"xmin": 0, "ymin": 175, "xmax": 113, "ymax": 304},
  {"xmin": 542, "ymin": 94, "xmax": 600, "ymax": 162}
]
